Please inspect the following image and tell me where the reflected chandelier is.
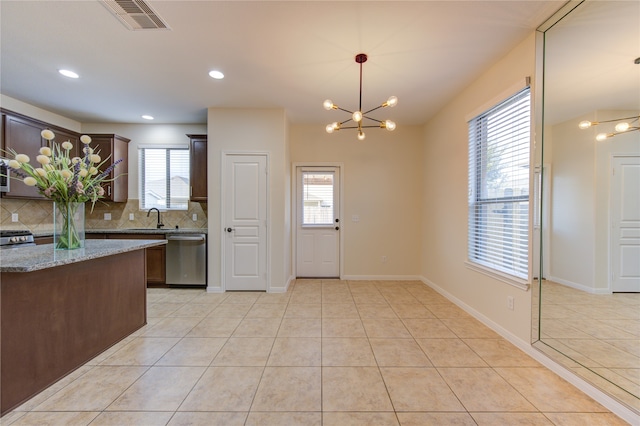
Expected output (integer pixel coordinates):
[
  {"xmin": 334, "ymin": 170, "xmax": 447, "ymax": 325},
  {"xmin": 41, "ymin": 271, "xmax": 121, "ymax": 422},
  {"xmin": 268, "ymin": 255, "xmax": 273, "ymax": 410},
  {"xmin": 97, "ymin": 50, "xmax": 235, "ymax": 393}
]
[
  {"xmin": 324, "ymin": 53, "xmax": 397, "ymax": 140},
  {"xmin": 579, "ymin": 115, "xmax": 640, "ymax": 141}
]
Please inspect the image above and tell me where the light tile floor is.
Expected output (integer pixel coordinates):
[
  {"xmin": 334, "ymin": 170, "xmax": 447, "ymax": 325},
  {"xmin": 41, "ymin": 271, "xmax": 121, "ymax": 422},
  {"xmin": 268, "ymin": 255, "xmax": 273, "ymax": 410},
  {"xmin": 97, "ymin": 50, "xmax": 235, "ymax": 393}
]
[
  {"xmin": 2, "ymin": 280, "xmax": 630, "ymax": 425},
  {"xmin": 539, "ymin": 280, "xmax": 640, "ymax": 410}
]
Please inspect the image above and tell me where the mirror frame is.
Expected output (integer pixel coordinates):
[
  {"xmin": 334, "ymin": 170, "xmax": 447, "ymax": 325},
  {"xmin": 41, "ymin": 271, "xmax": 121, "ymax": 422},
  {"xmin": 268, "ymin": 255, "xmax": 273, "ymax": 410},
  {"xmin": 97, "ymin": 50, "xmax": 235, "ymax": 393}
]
[{"xmin": 532, "ymin": 0, "xmax": 640, "ymax": 417}]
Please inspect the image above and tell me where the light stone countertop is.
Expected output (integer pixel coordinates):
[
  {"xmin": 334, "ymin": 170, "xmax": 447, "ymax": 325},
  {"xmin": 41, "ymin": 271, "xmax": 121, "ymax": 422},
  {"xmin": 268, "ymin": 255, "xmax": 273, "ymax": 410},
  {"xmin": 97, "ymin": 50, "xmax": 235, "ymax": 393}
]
[{"xmin": 0, "ymin": 239, "xmax": 167, "ymax": 273}]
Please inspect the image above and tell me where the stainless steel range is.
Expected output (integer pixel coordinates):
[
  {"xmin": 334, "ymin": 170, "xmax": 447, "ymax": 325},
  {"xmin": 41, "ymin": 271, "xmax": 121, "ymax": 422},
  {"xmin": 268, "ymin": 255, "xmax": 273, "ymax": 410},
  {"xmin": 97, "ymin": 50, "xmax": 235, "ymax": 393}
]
[{"xmin": 0, "ymin": 230, "xmax": 35, "ymax": 249}]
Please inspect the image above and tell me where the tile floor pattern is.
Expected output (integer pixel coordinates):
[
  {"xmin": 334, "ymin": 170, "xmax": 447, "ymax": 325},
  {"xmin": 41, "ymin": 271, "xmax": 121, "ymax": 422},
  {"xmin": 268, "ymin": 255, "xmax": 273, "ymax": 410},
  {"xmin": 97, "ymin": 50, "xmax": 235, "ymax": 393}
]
[
  {"xmin": 538, "ymin": 280, "xmax": 640, "ymax": 411},
  {"xmin": 3, "ymin": 280, "xmax": 630, "ymax": 425}
]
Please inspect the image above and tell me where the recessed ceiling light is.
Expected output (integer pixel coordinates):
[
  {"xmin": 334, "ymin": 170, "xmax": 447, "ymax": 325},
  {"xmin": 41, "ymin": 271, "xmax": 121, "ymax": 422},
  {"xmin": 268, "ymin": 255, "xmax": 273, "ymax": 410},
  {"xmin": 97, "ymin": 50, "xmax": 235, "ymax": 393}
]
[
  {"xmin": 208, "ymin": 70, "xmax": 224, "ymax": 80},
  {"xmin": 141, "ymin": 115, "xmax": 154, "ymax": 120},
  {"xmin": 58, "ymin": 69, "xmax": 79, "ymax": 79}
]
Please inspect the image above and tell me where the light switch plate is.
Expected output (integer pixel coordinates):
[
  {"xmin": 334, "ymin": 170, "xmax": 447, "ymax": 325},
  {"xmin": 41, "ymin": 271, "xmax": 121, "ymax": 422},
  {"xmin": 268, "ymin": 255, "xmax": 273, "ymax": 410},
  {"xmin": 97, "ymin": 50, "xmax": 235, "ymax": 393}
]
[
  {"xmin": 11, "ymin": 213, "xmax": 18, "ymax": 222},
  {"xmin": 192, "ymin": 214, "xmax": 197, "ymax": 221},
  {"xmin": 129, "ymin": 213, "xmax": 135, "ymax": 221},
  {"xmin": 104, "ymin": 213, "xmax": 112, "ymax": 221}
]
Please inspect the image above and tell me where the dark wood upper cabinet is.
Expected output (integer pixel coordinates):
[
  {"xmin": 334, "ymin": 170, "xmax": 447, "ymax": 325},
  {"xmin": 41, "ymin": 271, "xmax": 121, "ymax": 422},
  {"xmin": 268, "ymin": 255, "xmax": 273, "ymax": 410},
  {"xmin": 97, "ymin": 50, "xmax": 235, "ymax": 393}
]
[
  {"xmin": 1, "ymin": 110, "xmax": 82, "ymax": 200},
  {"xmin": 86, "ymin": 134, "xmax": 130, "ymax": 203},
  {"xmin": 188, "ymin": 134, "xmax": 207, "ymax": 202}
]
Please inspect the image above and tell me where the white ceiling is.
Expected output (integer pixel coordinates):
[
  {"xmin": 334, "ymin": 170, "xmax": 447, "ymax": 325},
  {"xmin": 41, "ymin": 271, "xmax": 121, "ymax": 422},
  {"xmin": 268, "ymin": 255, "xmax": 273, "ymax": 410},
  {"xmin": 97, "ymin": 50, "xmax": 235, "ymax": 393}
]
[{"xmin": 1, "ymin": 1, "xmax": 565, "ymax": 126}]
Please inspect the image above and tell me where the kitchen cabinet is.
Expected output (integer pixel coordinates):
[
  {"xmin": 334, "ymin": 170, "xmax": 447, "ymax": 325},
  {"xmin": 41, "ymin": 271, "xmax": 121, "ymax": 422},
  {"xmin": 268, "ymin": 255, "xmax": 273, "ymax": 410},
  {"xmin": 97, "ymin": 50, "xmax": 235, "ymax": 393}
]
[
  {"xmin": 2, "ymin": 113, "xmax": 50, "ymax": 199},
  {"xmin": 1, "ymin": 109, "xmax": 80, "ymax": 200},
  {"xmin": 106, "ymin": 233, "xmax": 166, "ymax": 285},
  {"xmin": 188, "ymin": 134, "xmax": 207, "ymax": 202},
  {"xmin": 86, "ymin": 134, "xmax": 130, "ymax": 203}
]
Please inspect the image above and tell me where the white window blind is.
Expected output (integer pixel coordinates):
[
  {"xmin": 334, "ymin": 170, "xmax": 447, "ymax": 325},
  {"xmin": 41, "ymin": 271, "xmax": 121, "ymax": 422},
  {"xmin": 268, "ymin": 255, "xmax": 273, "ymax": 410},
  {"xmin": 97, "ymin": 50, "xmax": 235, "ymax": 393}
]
[
  {"xmin": 302, "ymin": 172, "xmax": 334, "ymax": 225},
  {"xmin": 468, "ymin": 87, "xmax": 530, "ymax": 279},
  {"xmin": 139, "ymin": 147, "xmax": 190, "ymax": 210}
]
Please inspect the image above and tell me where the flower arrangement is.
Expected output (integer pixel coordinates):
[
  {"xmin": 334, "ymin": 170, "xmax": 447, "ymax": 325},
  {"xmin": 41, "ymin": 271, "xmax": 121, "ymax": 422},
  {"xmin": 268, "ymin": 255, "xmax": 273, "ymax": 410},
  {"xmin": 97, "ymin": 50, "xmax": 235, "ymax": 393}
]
[
  {"xmin": 3, "ymin": 129, "xmax": 122, "ymax": 209},
  {"xmin": 2, "ymin": 129, "xmax": 123, "ymax": 249}
]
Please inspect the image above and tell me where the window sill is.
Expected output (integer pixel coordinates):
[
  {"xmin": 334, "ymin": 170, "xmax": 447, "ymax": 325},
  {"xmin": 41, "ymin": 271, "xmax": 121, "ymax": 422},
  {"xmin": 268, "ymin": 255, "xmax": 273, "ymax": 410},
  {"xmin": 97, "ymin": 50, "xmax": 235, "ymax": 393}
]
[{"xmin": 465, "ymin": 261, "xmax": 530, "ymax": 291}]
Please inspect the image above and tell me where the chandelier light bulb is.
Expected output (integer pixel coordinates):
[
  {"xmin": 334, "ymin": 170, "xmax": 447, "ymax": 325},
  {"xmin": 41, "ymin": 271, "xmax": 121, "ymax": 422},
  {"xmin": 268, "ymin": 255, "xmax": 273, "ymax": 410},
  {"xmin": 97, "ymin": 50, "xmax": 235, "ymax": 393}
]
[
  {"xmin": 326, "ymin": 124, "xmax": 335, "ymax": 134},
  {"xmin": 385, "ymin": 96, "xmax": 398, "ymax": 108},
  {"xmin": 595, "ymin": 132, "xmax": 608, "ymax": 142},
  {"xmin": 385, "ymin": 120, "xmax": 396, "ymax": 131},
  {"xmin": 578, "ymin": 120, "xmax": 593, "ymax": 129},
  {"xmin": 352, "ymin": 111, "xmax": 363, "ymax": 122},
  {"xmin": 358, "ymin": 131, "xmax": 366, "ymax": 141},
  {"xmin": 614, "ymin": 122, "xmax": 630, "ymax": 132},
  {"xmin": 323, "ymin": 100, "xmax": 335, "ymax": 110}
]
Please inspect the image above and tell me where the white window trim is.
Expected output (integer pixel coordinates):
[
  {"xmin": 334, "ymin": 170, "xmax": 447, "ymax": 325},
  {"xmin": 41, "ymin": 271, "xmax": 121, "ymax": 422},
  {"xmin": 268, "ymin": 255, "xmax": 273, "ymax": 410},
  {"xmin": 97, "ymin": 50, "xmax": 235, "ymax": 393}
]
[
  {"xmin": 465, "ymin": 260, "xmax": 530, "ymax": 291},
  {"xmin": 467, "ymin": 84, "xmax": 532, "ymax": 286}
]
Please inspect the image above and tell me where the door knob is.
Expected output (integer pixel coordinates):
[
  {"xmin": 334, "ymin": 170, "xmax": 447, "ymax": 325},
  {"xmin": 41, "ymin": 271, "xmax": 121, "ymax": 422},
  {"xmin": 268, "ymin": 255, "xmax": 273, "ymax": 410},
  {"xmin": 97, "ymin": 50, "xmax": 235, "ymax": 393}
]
[
  {"xmin": 335, "ymin": 226, "xmax": 340, "ymax": 231},
  {"xmin": 226, "ymin": 227, "xmax": 233, "ymax": 232}
]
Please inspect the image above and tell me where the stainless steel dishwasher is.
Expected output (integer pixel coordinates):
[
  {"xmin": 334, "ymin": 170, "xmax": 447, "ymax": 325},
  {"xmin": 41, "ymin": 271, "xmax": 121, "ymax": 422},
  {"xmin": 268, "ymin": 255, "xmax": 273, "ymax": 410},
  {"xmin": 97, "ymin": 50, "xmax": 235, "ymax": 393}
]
[{"xmin": 166, "ymin": 233, "xmax": 207, "ymax": 286}]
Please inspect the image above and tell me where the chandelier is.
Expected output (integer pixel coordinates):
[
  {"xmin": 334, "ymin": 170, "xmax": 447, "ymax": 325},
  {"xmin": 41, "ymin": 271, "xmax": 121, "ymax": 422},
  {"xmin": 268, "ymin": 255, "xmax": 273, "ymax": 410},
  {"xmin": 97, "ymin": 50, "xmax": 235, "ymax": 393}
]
[
  {"xmin": 324, "ymin": 53, "xmax": 397, "ymax": 140},
  {"xmin": 579, "ymin": 115, "xmax": 640, "ymax": 141}
]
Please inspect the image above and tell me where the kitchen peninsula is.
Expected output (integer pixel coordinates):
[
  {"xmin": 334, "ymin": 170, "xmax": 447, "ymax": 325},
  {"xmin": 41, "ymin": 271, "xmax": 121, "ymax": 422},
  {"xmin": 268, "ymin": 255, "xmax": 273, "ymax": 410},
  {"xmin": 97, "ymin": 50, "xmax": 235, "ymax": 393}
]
[{"xmin": 0, "ymin": 239, "xmax": 166, "ymax": 415}]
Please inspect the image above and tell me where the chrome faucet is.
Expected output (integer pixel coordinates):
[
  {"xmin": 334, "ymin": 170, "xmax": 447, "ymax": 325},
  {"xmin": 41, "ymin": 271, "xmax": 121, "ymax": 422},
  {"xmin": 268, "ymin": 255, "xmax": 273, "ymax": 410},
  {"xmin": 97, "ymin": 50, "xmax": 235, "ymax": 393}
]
[{"xmin": 147, "ymin": 208, "xmax": 164, "ymax": 229}]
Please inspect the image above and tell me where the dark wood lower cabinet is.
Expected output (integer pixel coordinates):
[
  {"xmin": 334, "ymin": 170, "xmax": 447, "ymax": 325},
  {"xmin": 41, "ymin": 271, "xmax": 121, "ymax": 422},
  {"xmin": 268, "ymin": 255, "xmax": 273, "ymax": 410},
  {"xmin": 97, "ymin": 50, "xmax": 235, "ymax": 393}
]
[
  {"xmin": 105, "ymin": 234, "xmax": 166, "ymax": 285},
  {"xmin": 0, "ymin": 250, "xmax": 147, "ymax": 415}
]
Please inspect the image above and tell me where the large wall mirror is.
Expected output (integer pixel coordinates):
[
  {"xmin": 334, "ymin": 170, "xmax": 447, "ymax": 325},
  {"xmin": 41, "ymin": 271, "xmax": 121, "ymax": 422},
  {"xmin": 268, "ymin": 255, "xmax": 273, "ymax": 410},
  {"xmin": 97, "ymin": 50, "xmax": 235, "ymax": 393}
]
[{"xmin": 533, "ymin": 0, "xmax": 639, "ymax": 413}]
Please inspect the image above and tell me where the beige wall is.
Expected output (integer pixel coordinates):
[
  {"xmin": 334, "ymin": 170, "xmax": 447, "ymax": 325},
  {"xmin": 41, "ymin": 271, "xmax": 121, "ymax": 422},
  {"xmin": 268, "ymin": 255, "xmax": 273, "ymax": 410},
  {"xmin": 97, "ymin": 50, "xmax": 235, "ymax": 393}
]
[
  {"xmin": 548, "ymin": 109, "xmax": 640, "ymax": 292},
  {"xmin": 421, "ymin": 33, "xmax": 537, "ymax": 342},
  {"xmin": 1, "ymin": 94, "xmax": 82, "ymax": 132},
  {"xmin": 290, "ymin": 124, "xmax": 423, "ymax": 278},
  {"xmin": 207, "ymin": 108, "xmax": 290, "ymax": 292}
]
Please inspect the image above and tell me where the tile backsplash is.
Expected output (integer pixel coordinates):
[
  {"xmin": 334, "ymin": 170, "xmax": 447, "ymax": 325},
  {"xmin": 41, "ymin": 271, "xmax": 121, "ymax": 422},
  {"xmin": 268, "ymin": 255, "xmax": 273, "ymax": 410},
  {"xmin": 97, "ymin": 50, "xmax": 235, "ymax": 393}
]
[{"xmin": 0, "ymin": 198, "xmax": 207, "ymax": 233}]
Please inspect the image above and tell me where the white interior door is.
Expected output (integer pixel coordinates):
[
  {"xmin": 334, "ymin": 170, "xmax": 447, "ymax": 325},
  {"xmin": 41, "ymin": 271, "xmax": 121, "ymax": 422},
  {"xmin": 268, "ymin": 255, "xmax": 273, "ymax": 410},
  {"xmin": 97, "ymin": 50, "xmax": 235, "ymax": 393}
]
[
  {"xmin": 611, "ymin": 156, "xmax": 640, "ymax": 292},
  {"xmin": 296, "ymin": 166, "xmax": 340, "ymax": 278},
  {"xmin": 224, "ymin": 154, "xmax": 268, "ymax": 291}
]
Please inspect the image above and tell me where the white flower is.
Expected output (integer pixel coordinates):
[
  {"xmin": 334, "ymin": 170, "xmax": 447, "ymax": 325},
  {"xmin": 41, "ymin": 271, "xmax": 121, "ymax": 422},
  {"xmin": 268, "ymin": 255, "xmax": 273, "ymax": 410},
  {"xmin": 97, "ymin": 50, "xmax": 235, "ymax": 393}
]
[
  {"xmin": 23, "ymin": 176, "xmax": 37, "ymax": 186},
  {"xmin": 15, "ymin": 154, "xmax": 30, "ymax": 163},
  {"xmin": 83, "ymin": 147, "xmax": 94, "ymax": 154},
  {"xmin": 80, "ymin": 135, "xmax": 92, "ymax": 144},
  {"xmin": 89, "ymin": 167, "xmax": 98, "ymax": 175},
  {"xmin": 35, "ymin": 168, "xmax": 47, "ymax": 177},
  {"xmin": 36, "ymin": 155, "xmax": 51, "ymax": 165},
  {"xmin": 8, "ymin": 159, "xmax": 21, "ymax": 169},
  {"xmin": 61, "ymin": 141, "xmax": 73, "ymax": 150},
  {"xmin": 79, "ymin": 169, "xmax": 89, "ymax": 177},
  {"xmin": 39, "ymin": 146, "xmax": 52, "ymax": 156},
  {"xmin": 60, "ymin": 169, "xmax": 72, "ymax": 179},
  {"xmin": 41, "ymin": 129, "xmax": 55, "ymax": 141},
  {"xmin": 90, "ymin": 154, "xmax": 101, "ymax": 163},
  {"xmin": 71, "ymin": 157, "xmax": 82, "ymax": 164}
]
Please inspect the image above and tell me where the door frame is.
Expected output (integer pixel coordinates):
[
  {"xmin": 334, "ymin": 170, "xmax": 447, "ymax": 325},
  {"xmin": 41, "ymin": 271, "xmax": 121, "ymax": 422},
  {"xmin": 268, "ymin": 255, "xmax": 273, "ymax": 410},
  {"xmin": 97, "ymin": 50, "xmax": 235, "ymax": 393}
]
[
  {"xmin": 220, "ymin": 151, "xmax": 270, "ymax": 292},
  {"xmin": 292, "ymin": 162, "xmax": 344, "ymax": 279}
]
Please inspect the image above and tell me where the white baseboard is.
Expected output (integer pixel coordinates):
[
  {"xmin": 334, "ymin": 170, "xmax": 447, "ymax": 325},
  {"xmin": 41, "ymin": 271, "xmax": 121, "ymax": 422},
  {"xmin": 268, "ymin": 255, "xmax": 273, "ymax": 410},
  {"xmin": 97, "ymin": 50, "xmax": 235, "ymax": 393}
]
[
  {"xmin": 419, "ymin": 275, "xmax": 639, "ymax": 424},
  {"xmin": 268, "ymin": 275, "xmax": 294, "ymax": 293},
  {"xmin": 547, "ymin": 275, "xmax": 611, "ymax": 294},
  {"xmin": 205, "ymin": 285, "xmax": 224, "ymax": 293}
]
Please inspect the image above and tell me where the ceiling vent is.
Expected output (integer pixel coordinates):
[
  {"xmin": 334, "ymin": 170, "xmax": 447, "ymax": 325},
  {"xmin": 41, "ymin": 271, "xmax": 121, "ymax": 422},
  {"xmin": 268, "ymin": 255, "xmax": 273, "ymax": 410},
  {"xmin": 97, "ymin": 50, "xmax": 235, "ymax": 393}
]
[{"xmin": 100, "ymin": 0, "xmax": 170, "ymax": 31}]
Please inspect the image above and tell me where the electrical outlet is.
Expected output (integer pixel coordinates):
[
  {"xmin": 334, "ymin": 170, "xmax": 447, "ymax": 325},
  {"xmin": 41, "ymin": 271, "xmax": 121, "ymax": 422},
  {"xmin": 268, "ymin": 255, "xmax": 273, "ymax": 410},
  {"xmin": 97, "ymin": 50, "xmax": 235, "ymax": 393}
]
[
  {"xmin": 192, "ymin": 213, "xmax": 197, "ymax": 221},
  {"xmin": 381, "ymin": 255, "xmax": 387, "ymax": 263},
  {"xmin": 104, "ymin": 213, "xmax": 111, "ymax": 221},
  {"xmin": 11, "ymin": 213, "xmax": 18, "ymax": 222},
  {"xmin": 507, "ymin": 296, "xmax": 514, "ymax": 310},
  {"xmin": 129, "ymin": 213, "xmax": 135, "ymax": 221},
  {"xmin": 352, "ymin": 214, "xmax": 360, "ymax": 222}
]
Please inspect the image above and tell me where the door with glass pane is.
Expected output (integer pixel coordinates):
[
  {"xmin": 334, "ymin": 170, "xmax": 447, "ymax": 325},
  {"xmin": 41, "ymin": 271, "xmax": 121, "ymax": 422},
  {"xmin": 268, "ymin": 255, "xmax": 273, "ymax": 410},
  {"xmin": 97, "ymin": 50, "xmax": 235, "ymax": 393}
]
[{"xmin": 296, "ymin": 167, "xmax": 340, "ymax": 277}]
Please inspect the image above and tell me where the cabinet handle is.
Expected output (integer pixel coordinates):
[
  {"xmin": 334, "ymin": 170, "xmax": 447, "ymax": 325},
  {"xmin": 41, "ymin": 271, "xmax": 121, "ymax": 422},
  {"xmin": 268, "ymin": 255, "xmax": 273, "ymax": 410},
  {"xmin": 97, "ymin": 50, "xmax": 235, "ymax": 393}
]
[{"xmin": 108, "ymin": 186, "xmax": 111, "ymax": 196}]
